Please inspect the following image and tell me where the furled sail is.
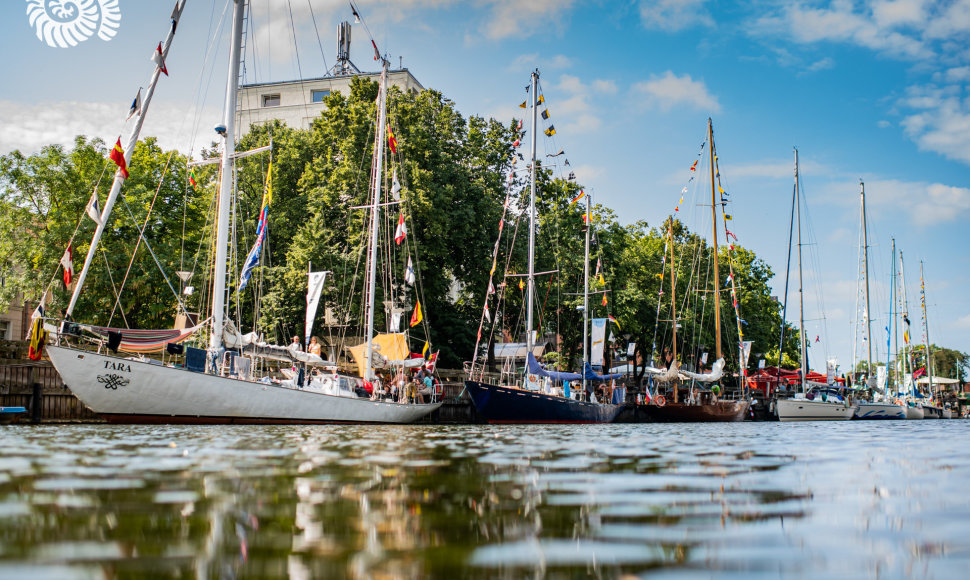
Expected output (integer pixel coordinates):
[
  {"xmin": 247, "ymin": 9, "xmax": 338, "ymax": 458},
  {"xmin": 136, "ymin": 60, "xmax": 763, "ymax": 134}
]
[
  {"xmin": 677, "ymin": 357, "xmax": 725, "ymax": 383},
  {"xmin": 526, "ymin": 352, "xmax": 582, "ymax": 381}
]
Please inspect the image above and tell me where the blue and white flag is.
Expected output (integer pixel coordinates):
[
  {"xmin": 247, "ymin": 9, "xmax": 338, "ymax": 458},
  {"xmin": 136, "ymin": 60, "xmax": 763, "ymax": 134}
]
[{"xmin": 238, "ymin": 163, "xmax": 272, "ymax": 292}]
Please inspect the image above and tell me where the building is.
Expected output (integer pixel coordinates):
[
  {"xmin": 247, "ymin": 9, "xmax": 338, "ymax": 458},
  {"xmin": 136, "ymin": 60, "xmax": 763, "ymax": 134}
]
[
  {"xmin": 236, "ymin": 21, "xmax": 423, "ymax": 134},
  {"xmin": 236, "ymin": 69, "xmax": 423, "ymax": 134}
]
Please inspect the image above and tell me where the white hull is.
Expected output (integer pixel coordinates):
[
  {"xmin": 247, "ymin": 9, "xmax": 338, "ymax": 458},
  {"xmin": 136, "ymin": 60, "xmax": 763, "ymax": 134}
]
[
  {"xmin": 853, "ymin": 402, "xmax": 906, "ymax": 420},
  {"xmin": 942, "ymin": 408, "xmax": 952, "ymax": 419},
  {"xmin": 776, "ymin": 398, "xmax": 857, "ymax": 421},
  {"xmin": 905, "ymin": 405, "xmax": 924, "ymax": 420},
  {"xmin": 48, "ymin": 345, "xmax": 440, "ymax": 424}
]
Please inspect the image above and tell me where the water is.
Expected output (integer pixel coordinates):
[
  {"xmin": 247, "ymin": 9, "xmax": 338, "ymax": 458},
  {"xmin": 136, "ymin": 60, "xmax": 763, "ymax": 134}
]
[{"xmin": 0, "ymin": 422, "xmax": 968, "ymax": 579}]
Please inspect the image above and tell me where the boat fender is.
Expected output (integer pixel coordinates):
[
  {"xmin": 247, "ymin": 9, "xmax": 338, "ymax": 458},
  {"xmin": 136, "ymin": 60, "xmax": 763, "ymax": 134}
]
[{"xmin": 655, "ymin": 395, "xmax": 666, "ymax": 407}]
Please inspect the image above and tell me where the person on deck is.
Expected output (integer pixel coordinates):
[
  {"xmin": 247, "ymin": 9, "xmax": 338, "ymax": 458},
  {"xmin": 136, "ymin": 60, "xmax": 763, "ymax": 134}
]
[
  {"xmin": 307, "ymin": 336, "xmax": 322, "ymax": 357},
  {"xmin": 417, "ymin": 373, "xmax": 434, "ymax": 403},
  {"xmin": 290, "ymin": 336, "xmax": 302, "ymax": 352}
]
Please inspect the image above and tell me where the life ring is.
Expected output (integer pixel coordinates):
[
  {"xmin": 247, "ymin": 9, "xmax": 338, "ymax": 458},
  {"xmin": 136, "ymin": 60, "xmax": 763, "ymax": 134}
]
[
  {"xmin": 894, "ymin": 399, "xmax": 903, "ymax": 406},
  {"xmin": 655, "ymin": 395, "xmax": 666, "ymax": 407}
]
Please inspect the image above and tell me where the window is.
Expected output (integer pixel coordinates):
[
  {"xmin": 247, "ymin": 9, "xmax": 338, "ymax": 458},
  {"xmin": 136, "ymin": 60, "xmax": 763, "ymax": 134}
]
[
  {"xmin": 311, "ymin": 89, "xmax": 330, "ymax": 103},
  {"xmin": 262, "ymin": 94, "xmax": 281, "ymax": 107},
  {"xmin": 0, "ymin": 320, "xmax": 9, "ymax": 340}
]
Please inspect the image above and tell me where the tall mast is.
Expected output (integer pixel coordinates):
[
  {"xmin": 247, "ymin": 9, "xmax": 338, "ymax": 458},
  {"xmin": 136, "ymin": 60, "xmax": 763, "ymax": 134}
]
[
  {"xmin": 860, "ymin": 180, "xmax": 873, "ymax": 382},
  {"xmin": 890, "ymin": 238, "xmax": 898, "ymax": 392},
  {"xmin": 920, "ymin": 261, "xmax": 933, "ymax": 395},
  {"xmin": 526, "ymin": 70, "xmax": 538, "ymax": 358},
  {"xmin": 900, "ymin": 250, "xmax": 912, "ymax": 395},
  {"xmin": 795, "ymin": 148, "xmax": 806, "ymax": 393},
  {"xmin": 708, "ymin": 118, "xmax": 722, "ymax": 360},
  {"xmin": 582, "ymin": 193, "xmax": 591, "ymax": 395},
  {"xmin": 364, "ymin": 58, "xmax": 390, "ymax": 382},
  {"xmin": 209, "ymin": 0, "xmax": 246, "ymax": 353},
  {"xmin": 668, "ymin": 217, "xmax": 679, "ymax": 403},
  {"xmin": 67, "ymin": 1, "xmax": 187, "ymax": 317}
]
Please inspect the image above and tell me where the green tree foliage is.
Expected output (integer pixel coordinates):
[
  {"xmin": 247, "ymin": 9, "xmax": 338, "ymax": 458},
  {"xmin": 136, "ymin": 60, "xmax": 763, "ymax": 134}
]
[{"xmin": 0, "ymin": 136, "xmax": 207, "ymax": 329}]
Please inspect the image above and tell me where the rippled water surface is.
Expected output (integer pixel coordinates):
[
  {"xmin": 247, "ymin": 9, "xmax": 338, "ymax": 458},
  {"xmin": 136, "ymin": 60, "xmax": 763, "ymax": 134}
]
[{"xmin": 1, "ymin": 421, "xmax": 968, "ymax": 578}]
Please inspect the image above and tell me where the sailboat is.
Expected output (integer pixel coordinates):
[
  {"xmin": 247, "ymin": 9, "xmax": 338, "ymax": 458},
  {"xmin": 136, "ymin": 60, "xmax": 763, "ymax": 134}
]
[
  {"xmin": 640, "ymin": 119, "xmax": 749, "ymax": 423},
  {"xmin": 45, "ymin": 1, "xmax": 441, "ymax": 424},
  {"xmin": 893, "ymin": 249, "xmax": 924, "ymax": 418},
  {"xmin": 462, "ymin": 70, "xmax": 625, "ymax": 424},
  {"xmin": 916, "ymin": 261, "xmax": 946, "ymax": 419},
  {"xmin": 852, "ymin": 182, "xmax": 906, "ymax": 420},
  {"xmin": 776, "ymin": 149, "xmax": 856, "ymax": 421}
]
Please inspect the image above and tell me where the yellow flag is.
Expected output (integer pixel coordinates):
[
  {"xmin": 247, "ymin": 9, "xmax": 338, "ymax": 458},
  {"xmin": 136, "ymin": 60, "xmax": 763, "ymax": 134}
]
[{"xmin": 422, "ymin": 341, "xmax": 429, "ymax": 358}]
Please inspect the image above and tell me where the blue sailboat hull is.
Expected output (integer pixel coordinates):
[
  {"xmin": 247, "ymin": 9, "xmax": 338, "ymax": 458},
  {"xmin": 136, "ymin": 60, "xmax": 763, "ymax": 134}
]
[{"xmin": 464, "ymin": 381, "xmax": 623, "ymax": 424}]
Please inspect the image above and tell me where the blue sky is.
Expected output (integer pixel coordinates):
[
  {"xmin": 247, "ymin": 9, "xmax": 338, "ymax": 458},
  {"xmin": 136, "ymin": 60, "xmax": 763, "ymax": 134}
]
[{"xmin": 2, "ymin": 1, "xmax": 968, "ymax": 375}]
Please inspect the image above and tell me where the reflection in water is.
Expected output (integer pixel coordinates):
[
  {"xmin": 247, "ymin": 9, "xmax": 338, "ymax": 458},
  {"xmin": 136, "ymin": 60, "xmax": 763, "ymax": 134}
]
[{"xmin": 0, "ymin": 422, "xmax": 968, "ymax": 578}]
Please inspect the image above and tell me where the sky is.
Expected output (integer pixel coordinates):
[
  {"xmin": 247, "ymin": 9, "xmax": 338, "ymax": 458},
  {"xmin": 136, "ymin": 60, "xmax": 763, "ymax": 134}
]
[{"xmin": 1, "ymin": 0, "xmax": 968, "ymax": 376}]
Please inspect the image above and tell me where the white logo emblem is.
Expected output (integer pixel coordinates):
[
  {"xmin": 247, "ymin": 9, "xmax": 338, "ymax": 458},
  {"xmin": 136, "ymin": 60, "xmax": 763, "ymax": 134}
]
[{"xmin": 26, "ymin": 0, "xmax": 121, "ymax": 49}]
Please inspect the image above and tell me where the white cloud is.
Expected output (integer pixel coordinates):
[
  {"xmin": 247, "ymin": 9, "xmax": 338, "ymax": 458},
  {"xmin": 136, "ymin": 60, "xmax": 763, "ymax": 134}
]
[
  {"xmin": 0, "ymin": 100, "xmax": 218, "ymax": 158},
  {"xmin": 632, "ymin": 71, "xmax": 721, "ymax": 112},
  {"xmin": 955, "ymin": 314, "xmax": 970, "ymax": 329},
  {"xmin": 480, "ymin": 0, "xmax": 576, "ymax": 40},
  {"xmin": 548, "ymin": 74, "xmax": 604, "ymax": 134},
  {"xmin": 852, "ymin": 177, "xmax": 970, "ymax": 226},
  {"xmin": 806, "ymin": 56, "xmax": 835, "ymax": 72},
  {"xmin": 592, "ymin": 79, "xmax": 618, "ymax": 94},
  {"xmin": 877, "ymin": 119, "xmax": 892, "ymax": 128},
  {"xmin": 899, "ymin": 83, "xmax": 970, "ymax": 164},
  {"xmin": 639, "ymin": 0, "xmax": 713, "ymax": 31},
  {"xmin": 508, "ymin": 53, "xmax": 572, "ymax": 72},
  {"xmin": 750, "ymin": 1, "xmax": 933, "ymax": 60}
]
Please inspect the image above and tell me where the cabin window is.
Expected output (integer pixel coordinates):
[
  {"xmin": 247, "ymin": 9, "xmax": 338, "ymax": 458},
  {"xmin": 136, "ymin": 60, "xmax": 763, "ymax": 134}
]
[
  {"xmin": 311, "ymin": 89, "xmax": 330, "ymax": 103},
  {"xmin": 262, "ymin": 94, "xmax": 281, "ymax": 107}
]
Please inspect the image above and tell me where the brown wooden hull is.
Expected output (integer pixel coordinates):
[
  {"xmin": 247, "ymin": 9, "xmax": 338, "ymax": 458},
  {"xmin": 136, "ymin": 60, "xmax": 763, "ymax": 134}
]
[{"xmin": 642, "ymin": 400, "xmax": 750, "ymax": 422}]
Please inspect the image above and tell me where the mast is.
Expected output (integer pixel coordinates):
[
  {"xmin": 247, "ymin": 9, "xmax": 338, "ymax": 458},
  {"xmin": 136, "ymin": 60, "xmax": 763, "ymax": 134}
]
[
  {"xmin": 795, "ymin": 148, "xmax": 806, "ymax": 393},
  {"xmin": 708, "ymin": 118, "xmax": 722, "ymax": 360},
  {"xmin": 209, "ymin": 0, "xmax": 246, "ymax": 354},
  {"xmin": 890, "ymin": 238, "xmax": 898, "ymax": 392},
  {"xmin": 582, "ymin": 192, "xmax": 591, "ymax": 395},
  {"xmin": 526, "ymin": 70, "xmax": 538, "ymax": 359},
  {"xmin": 364, "ymin": 58, "xmax": 390, "ymax": 382},
  {"xmin": 920, "ymin": 260, "xmax": 933, "ymax": 396},
  {"xmin": 668, "ymin": 218, "xmax": 679, "ymax": 404},
  {"xmin": 67, "ymin": 1, "xmax": 187, "ymax": 317},
  {"xmin": 900, "ymin": 250, "xmax": 913, "ymax": 395},
  {"xmin": 860, "ymin": 180, "xmax": 873, "ymax": 384}
]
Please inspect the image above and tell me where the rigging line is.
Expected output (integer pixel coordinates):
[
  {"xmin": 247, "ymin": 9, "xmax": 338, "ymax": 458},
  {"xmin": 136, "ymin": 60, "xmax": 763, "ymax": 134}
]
[
  {"xmin": 284, "ymin": 0, "xmax": 312, "ymax": 125},
  {"xmin": 99, "ymin": 246, "xmax": 128, "ymax": 329},
  {"xmin": 187, "ymin": 0, "xmax": 233, "ymax": 158},
  {"xmin": 305, "ymin": 0, "xmax": 331, "ymax": 78},
  {"xmin": 105, "ymin": 147, "xmax": 184, "ymax": 323},
  {"xmin": 110, "ymin": 194, "xmax": 188, "ymax": 326}
]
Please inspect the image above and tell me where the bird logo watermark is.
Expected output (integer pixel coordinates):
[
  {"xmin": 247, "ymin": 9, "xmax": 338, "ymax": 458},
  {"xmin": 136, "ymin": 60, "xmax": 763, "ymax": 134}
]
[{"xmin": 26, "ymin": 0, "xmax": 121, "ymax": 49}]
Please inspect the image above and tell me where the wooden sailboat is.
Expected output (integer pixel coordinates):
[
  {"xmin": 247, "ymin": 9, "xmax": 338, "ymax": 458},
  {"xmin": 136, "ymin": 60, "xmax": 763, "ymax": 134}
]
[
  {"xmin": 642, "ymin": 119, "xmax": 749, "ymax": 423},
  {"xmin": 45, "ymin": 1, "xmax": 440, "ymax": 424},
  {"xmin": 776, "ymin": 149, "xmax": 856, "ymax": 421},
  {"xmin": 463, "ymin": 69, "xmax": 624, "ymax": 424}
]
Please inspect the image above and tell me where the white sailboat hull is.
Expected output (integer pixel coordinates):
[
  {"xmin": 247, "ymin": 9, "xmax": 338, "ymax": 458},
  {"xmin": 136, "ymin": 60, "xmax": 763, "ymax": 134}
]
[
  {"xmin": 853, "ymin": 402, "xmax": 907, "ymax": 420},
  {"xmin": 776, "ymin": 398, "xmax": 857, "ymax": 421},
  {"xmin": 905, "ymin": 405, "xmax": 924, "ymax": 420},
  {"xmin": 48, "ymin": 345, "xmax": 441, "ymax": 424}
]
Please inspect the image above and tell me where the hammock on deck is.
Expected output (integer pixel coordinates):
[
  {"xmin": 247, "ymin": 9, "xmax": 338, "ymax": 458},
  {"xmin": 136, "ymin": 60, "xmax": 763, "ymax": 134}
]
[{"xmin": 81, "ymin": 320, "xmax": 209, "ymax": 354}]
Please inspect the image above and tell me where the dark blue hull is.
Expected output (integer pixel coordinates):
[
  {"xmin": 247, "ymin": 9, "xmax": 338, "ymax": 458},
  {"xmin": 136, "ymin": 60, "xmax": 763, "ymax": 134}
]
[{"xmin": 464, "ymin": 381, "xmax": 623, "ymax": 424}]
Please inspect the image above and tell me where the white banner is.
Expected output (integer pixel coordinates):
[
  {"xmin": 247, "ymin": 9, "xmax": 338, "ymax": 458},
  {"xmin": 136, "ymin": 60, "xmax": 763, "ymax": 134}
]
[
  {"xmin": 826, "ymin": 358, "xmax": 837, "ymax": 385},
  {"xmin": 590, "ymin": 318, "xmax": 607, "ymax": 366},
  {"xmin": 741, "ymin": 341, "xmax": 753, "ymax": 370},
  {"xmin": 305, "ymin": 271, "xmax": 328, "ymax": 345}
]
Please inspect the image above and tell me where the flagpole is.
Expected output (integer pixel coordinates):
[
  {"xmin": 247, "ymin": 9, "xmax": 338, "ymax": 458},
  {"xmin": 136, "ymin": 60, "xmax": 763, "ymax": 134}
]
[
  {"xmin": 66, "ymin": 1, "xmax": 186, "ymax": 318},
  {"xmin": 708, "ymin": 118, "xmax": 722, "ymax": 362}
]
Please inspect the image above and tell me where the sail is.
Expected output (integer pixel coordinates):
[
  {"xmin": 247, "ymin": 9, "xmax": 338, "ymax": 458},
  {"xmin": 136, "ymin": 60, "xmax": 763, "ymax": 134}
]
[
  {"xmin": 526, "ymin": 352, "xmax": 582, "ymax": 381},
  {"xmin": 582, "ymin": 362, "xmax": 625, "ymax": 382},
  {"xmin": 677, "ymin": 357, "xmax": 725, "ymax": 383}
]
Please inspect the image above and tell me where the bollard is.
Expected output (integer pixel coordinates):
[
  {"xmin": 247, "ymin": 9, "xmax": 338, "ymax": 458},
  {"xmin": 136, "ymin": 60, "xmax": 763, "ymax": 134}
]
[{"xmin": 31, "ymin": 382, "xmax": 42, "ymax": 424}]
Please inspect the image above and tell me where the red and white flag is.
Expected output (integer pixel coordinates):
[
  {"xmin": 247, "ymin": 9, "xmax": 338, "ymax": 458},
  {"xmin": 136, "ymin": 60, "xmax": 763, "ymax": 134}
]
[
  {"xmin": 60, "ymin": 245, "xmax": 73, "ymax": 287},
  {"xmin": 394, "ymin": 213, "xmax": 407, "ymax": 245},
  {"xmin": 151, "ymin": 42, "xmax": 168, "ymax": 75}
]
